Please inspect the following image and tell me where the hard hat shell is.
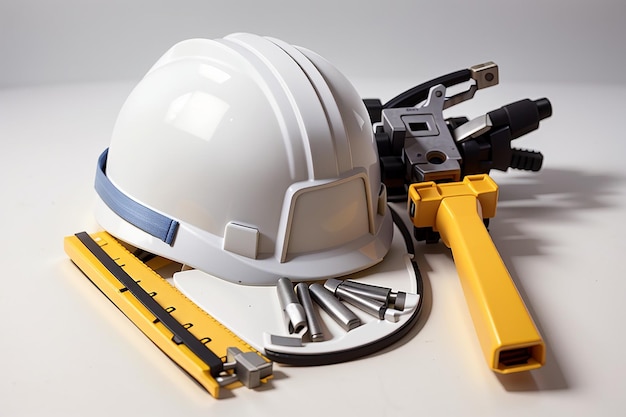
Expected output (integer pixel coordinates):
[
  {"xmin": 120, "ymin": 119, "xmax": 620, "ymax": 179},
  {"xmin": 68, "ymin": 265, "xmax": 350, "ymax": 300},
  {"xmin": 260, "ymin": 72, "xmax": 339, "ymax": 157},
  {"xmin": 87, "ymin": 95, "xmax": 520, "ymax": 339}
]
[{"xmin": 95, "ymin": 33, "xmax": 392, "ymax": 285}]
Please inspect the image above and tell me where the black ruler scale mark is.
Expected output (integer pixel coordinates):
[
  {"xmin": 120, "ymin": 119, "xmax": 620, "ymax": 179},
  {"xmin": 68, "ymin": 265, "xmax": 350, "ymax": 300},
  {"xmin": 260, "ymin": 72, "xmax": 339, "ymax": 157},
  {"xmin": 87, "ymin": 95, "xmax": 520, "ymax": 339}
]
[{"xmin": 74, "ymin": 232, "xmax": 225, "ymax": 376}]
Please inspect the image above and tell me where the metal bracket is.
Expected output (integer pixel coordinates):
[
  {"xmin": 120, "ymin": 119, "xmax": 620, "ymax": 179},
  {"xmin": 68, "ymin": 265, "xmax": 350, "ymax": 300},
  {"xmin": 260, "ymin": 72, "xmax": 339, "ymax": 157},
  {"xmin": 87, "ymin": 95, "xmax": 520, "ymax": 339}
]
[
  {"xmin": 453, "ymin": 113, "xmax": 493, "ymax": 143},
  {"xmin": 381, "ymin": 85, "xmax": 462, "ymax": 183},
  {"xmin": 216, "ymin": 347, "xmax": 273, "ymax": 389},
  {"xmin": 444, "ymin": 62, "xmax": 499, "ymax": 109}
]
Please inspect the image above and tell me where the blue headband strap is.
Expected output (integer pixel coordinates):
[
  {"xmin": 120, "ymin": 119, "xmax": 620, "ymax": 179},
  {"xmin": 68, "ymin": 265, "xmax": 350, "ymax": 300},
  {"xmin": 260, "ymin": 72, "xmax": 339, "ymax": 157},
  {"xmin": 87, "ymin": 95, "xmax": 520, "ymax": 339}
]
[{"xmin": 95, "ymin": 149, "xmax": 179, "ymax": 245}]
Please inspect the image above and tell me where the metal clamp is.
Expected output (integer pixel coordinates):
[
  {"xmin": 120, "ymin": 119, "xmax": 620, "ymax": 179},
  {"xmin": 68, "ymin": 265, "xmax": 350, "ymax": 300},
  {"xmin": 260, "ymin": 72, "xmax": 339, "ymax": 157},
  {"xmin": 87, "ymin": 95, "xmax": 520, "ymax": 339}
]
[
  {"xmin": 381, "ymin": 84, "xmax": 463, "ymax": 183},
  {"xmin": 444, "ymin": 61, "xmax": 499, "ymax": 109},
  {"xmin": 216, "ymin": 347, "xmax": 273, "ymax": 389}
]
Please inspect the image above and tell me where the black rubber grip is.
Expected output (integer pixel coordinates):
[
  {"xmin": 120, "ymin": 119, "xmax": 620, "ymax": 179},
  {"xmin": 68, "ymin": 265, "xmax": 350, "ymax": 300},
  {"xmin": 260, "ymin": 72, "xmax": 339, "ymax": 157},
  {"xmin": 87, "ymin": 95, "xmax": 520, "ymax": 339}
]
[{"xmin": 510, "ymin": 149, "xmax": 543, "ymax": 171}]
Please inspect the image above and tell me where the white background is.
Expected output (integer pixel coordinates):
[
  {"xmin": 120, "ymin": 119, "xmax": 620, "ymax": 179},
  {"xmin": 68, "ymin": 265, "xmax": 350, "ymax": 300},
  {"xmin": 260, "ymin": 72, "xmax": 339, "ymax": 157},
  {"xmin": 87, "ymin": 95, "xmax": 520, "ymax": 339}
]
[
  {"xmin": 3, "ymin": 0, "xmax": 625, "ymax": 88},
  {"xmin": 2, "ymin": 1, "xmax": 626, "ymax": 416}
]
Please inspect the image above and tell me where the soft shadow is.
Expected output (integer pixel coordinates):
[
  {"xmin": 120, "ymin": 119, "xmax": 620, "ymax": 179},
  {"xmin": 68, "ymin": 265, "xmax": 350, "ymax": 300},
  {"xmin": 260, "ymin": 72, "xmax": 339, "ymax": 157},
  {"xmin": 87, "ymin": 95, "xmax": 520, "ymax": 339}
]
[{"xmin": 487, "ymin": 168, "xmax": 626, "ymax": 391}]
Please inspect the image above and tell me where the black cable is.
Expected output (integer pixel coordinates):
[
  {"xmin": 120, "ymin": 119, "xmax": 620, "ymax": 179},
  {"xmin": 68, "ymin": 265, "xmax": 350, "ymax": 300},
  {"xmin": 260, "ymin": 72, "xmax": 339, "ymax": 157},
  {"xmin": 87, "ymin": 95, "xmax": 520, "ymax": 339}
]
[
  {"xmin": 383, "ymin": 69, "xmax": 471, "ymax": 109},
  {"xmin": 389, "ymin": 207, "xmax": 424, "ymax": 306},
  {"xmin": 264, "ymin": 205, "xmax": 424, "ymax": 365}
]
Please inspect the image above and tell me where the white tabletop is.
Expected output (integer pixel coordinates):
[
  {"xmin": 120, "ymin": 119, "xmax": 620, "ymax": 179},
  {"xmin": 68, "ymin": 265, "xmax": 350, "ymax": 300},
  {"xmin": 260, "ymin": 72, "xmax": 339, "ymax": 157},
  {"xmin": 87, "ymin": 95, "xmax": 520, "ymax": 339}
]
[{"xmin": 1, "ymin": 78, "xmax": 625, "ymax": 416}]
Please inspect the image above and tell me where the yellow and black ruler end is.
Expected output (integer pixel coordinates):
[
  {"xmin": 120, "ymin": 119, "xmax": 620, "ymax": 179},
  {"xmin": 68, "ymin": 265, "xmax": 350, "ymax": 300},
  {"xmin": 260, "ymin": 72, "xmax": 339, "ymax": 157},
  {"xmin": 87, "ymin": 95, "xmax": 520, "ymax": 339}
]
[{"xmin": 64, "ymin": 231, "xmax": 271, "ymax": 398}]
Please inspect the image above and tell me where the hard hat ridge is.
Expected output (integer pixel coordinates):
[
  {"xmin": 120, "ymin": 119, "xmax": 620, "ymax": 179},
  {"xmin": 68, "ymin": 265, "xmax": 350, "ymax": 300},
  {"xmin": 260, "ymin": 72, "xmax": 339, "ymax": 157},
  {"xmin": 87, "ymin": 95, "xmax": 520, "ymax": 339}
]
[{"xmin": 95, "ymin": 33, "xmax": 393, "ymax": 285}]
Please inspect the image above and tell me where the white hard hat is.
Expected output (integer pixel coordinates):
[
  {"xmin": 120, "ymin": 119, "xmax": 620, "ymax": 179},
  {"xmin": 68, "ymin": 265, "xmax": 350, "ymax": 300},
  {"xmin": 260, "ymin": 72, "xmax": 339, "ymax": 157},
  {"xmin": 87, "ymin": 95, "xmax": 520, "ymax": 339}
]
[{"xmin": 95, "ymin": 33, "xmax": 392, "ymax": 285}]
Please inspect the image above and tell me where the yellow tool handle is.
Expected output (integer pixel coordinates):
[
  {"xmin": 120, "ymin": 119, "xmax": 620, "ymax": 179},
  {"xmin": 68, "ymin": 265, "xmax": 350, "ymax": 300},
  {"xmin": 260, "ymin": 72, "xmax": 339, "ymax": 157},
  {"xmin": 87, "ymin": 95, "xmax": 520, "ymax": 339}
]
[
  {"xmin": 408, "ymin": 175, "xmax": 545, "ymax": 373},
  {"xmin": 436, "ymin": 194, "xmax": 545, "ymax": 373}
]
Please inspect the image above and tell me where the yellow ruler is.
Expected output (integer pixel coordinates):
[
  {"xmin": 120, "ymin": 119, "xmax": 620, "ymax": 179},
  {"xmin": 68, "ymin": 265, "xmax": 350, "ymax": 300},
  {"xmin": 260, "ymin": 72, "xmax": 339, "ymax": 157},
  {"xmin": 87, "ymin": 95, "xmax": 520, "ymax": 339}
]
[{"xmin": 64, "ymin": 231, "xmax": 272, "ymax": 398}]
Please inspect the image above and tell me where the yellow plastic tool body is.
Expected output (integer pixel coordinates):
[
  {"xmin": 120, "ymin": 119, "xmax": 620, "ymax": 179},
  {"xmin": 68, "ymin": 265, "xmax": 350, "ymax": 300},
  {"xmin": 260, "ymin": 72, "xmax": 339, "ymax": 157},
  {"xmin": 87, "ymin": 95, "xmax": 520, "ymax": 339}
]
[
  {"xmin": 408, "ymin": 174, "xmax": 545, "ymax": 373},
  {"xmin": 64, "ymin": 231, "xmax": 271, "ymax": 397}
]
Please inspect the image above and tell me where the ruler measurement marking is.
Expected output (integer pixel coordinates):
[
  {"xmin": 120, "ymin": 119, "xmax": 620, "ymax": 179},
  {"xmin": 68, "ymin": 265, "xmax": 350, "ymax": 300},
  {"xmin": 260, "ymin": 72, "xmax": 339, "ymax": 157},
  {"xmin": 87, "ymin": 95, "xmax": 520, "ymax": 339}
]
[{"xmin": 74, "ymin": 232, "xmax": 225, "ymax": 376}]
